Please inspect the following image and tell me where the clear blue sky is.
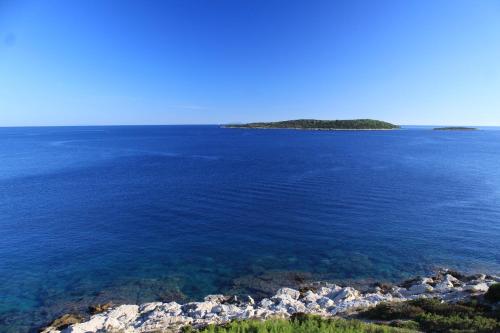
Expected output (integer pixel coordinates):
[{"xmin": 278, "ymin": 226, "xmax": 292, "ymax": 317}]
[{"xmin": 1, "ymin": 0, "xmax": 499, "ymax": 126}]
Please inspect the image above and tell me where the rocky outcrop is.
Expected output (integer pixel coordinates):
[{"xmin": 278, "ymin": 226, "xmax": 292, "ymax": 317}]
[{"xmin": 41, "ymin": 270, "xmax": 499, "ymax": 333}]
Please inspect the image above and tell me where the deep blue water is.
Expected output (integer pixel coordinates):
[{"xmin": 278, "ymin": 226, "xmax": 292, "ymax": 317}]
[{"xmin": 1, "ymin": 125, "xmax": 499, "ymax": 332}]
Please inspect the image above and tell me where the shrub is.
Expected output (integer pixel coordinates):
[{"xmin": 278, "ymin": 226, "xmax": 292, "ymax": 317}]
[
  {"xmin": 359, "ymin": 298, "xmax": 500, "ymax": 332},
  {"xmin": 416, "ymin": 313, "xmax": 499, "ymax": 333},
  {"xmin": 389, "ymin": 320, "xmax": 420, "ymax": 330},
  {"xmin": 408, "ymin": 298, "xmax": 477, "ymax": 317},
  {"xmin": 485, "ymin": 283, "xmax": 500, "ymax": 303},
  {"xmin": 361, "ymin": 302, "xmax": 424, "ymax": 320}
]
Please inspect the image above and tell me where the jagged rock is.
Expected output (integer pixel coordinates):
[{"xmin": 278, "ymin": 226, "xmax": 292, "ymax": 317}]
[
  {"xmin": 65, "ymin": 315, "xmax": 106, "ymax": 333},
  {"xmin": 441, "ymin": 269, "xmax": 467, "ymax": 281},
  {"xmin": 373, "ymin": 282, "xmax": 393, "ymax": 294},
  {"xmin": 305, "ymin": 302, "xmax": 322, "ymax": 311},
  {"xmin": 363, "ymin": 292, "xmax": 392, "ymax": 304},
  {"xmin": 464, "ymin": 282, "xmax": 489, "ymax": 293},
  {"xmin": 421, "ymin": 277, "xmax": 434, "ymax": 285},
  {"xmin": 434, "ymin": 274, "xmax": 459, "ymax": 292},
  {"xmin": 282, "ymin": 299, "xmax": 307, "ymax": 314},
  {"xmin": 301, "ymin": 290, "xmax": 321, "ymax": 303},
  {"xmin": 204, "ymin": 294, "xmax": 227, "ymax": 303},
  {"xmin": 259, "ymin": 298, "xmax": 274, "ymax": 308},
  {"xmin": 390, "ymin": 286, "xmax": 407, "ymax": 298},
  {"xmin": 138, "ymin": 302, "xmax": 163, "ymax": 314},
  {"xmin": 135, "ymin": 302, "xmax": 184, "ymax": 331},
  {"xmin": 317, "ymin": 296, "xmax": 335, "ymax": 309},
  {"xmin": 407, "ymin": 283, "xmax": 433, "ymax": 295},
  {"xmin": 253, "ymin": 308, "xmax": 274, "ymax": 318},
  {"xmin": 134, "ymin": 310, "xmax": 192, "ymax": 333},
  {"xmin": 182, "ymin": 301, "xmax": 217, "ymax": 319},
  {"xmin": 73, "ymin": 304, "xmax": 138, "ymax": 332},
  {"xmin": 333, "ymin": 287, "xmax": 360, "ymax": 302},
  {"xmin": 318, "ymin": 285, "xmax": 343, "ymax": 298},
  {"xmin": 275, "ymin": 287, "xmax": 301, "ymax": 300},
  {"xmin": 245, "ymin": 295, "xmax": 255, "ymax": 305},
  {"xmin": 316, "ymin": 286, "xmax": 334, "ymax": 296}
]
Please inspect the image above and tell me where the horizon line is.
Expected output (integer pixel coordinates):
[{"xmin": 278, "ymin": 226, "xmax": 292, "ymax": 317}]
[{"xmin": 1, "ymin": 122, "xmax": 500, "ymax": 129}]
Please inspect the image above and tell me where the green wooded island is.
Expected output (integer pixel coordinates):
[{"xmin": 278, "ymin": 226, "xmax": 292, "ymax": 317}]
[
  {"xmin": 224, "ymin": 119, "xmax": 400, "ymax": 130},
  {"xmin": 433, "ymin": 127, "xmax": 478, "ymax": 131}
]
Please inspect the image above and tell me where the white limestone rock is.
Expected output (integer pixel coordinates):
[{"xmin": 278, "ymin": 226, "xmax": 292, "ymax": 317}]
[
  {"xmin": 182, "ymin": 301, "xmax": 218, "ymax": 319},
  {"xmin": 464, "ymin": 282, "xmax": 489, "ymax": 293},
  {"xmin": 421, "ymin": 277, "xmax": 434, "ymax": 284},
  {"xmin": 66, "ymin": 305, "xmax": 139, "ymax": 333},
  {"xmin": 305, "ymin": 302, "xmax": 322, "ymax": 312},
  {"xmin": 333, "ymin": 287, "xmax": 360, "ymax": 302},
  {"xmin": 138, "ymin": 302, "xmax": 163, "ymax": 314},
  {"xmin": 275, "ymin": 287, "xmax": 301, "ymax": 300},
  {"xmin": 253, "ymin": 308, "xmax": 276, "ymax": 319},
  {"xmin": 135, "ymin": 313, "xmax": 192, "ymax": 333},
  {"xmin": 274, "ymin": 297, "xmax": 307, "ymax": 314},
  {"xmin": 316, "ymin": 296, "xmax": 335, "ymax": 309},
  {"xmin": 245, "ymin": 295, "xmax": 255, "ymax": 305},
  {"xmin": 407, "ymin": 283, "xmax": 433, "ymax": 295},
  {"xmin": 204, "ymin": 294, "xmax": 227, "ymax": 303},
  {"xmin": 317, "ymin": 285, "xmax": 342, "ymax": 298},
  {"xmin": 301, "ymin": 290, "xmax": 321, "ymax": 303},
  {"xmin": 103, "ymin": 305, "xmax": 139, "ymax": 331},
  {"xmin": 435, "ymin": 274, "xmax": 458, "ymax": 292},
  {"xmin": 65, "ymin": 315, "xmax": 106, "ymax": 333},
  {"xmin": 363, "ymin": 292, "xmax": 393, "ymax": 304}
]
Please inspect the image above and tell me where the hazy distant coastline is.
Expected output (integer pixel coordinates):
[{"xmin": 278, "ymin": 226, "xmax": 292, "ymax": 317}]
[{"xmin": 433, "ymin": 127, "xmax": 478, "ymax": 131}]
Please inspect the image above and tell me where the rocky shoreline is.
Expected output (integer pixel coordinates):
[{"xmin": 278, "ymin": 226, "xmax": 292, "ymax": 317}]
[{"xmin": 42, "ymin": 269, "xmax": 499, "ymax": 333}]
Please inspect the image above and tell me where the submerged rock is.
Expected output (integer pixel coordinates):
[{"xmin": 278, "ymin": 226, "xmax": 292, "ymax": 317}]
[
  {"xmin": 40, "ymin": 314, "xmax": 84, "ymax": 333},
  {"xmin": 88, "ymin": 302, "xmax": 113, "ymax": 315}
]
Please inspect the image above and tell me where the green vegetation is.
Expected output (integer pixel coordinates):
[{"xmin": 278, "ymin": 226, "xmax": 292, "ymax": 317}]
[
  {"xmin": 433, "ymin": 127, "xmax": 477, "ymax": 131},
  {"xmin": 225, "ymin": 119, "xmax": 399, "ymax": 130},
  {"xmin": 184, "ymin": 314, "xmax": 415, "ymax": 333},
  {"xmin": 485, "ymin": 283, "xmax": 500, "ymax": 303},
  {"xmin": 360, "ymin": 298, "xmax": 500, "ymax": 333}
]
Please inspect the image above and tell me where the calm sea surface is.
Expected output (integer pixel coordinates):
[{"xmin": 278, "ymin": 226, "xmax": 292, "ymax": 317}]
[{"xmin": 1, "ymin": 125, "xmax": 499, "ymax": 331}]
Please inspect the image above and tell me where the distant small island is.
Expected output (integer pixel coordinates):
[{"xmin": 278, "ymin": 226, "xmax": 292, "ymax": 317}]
[
  {"xmin": 433, "ymin": 127, "xmax": 478, "ymax": 131},
  {"xmin": 224, "ymin": 119, "xmax": 400, "ymax": 130}
]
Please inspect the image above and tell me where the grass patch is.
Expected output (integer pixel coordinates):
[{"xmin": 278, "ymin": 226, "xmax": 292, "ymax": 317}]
[{"xmin": 185, "ymin": 314, "xmax": 415, "ymax": 333}]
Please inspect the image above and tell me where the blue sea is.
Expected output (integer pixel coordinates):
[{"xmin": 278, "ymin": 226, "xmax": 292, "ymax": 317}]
[{"xmin": 1, "ymin": 125, "xmax": 499, "ymax": 332}]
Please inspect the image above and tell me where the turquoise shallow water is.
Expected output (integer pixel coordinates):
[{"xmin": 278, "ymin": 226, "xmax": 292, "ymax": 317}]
[{"xmin": 0, "ymin": 125, "xmax": 499, "ymax": 332}]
